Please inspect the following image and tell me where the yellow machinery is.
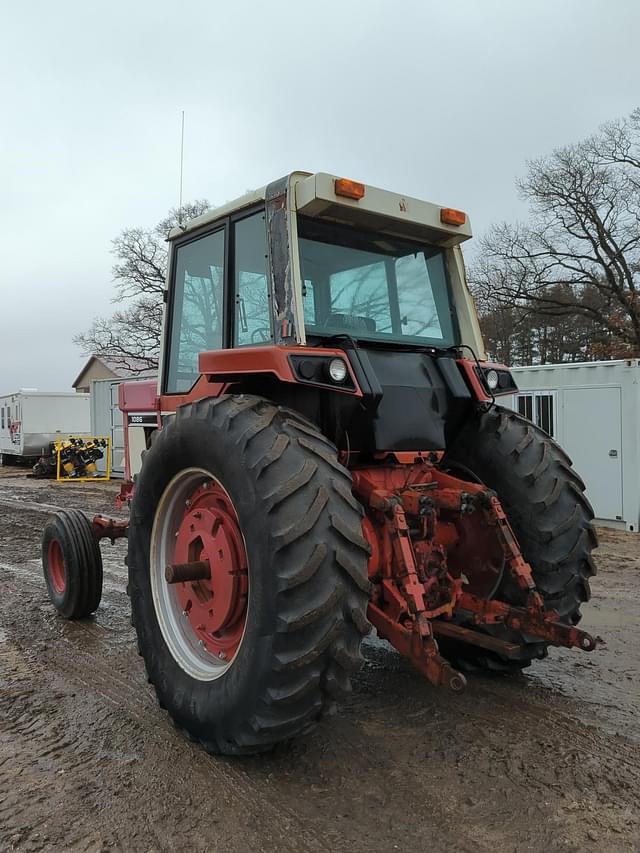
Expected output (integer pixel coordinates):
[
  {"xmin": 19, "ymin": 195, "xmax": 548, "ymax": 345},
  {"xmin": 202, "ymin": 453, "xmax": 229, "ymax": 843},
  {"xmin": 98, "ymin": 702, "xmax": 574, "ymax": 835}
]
[
  {"xmin": 33, "ymin": 437, "xmax": 111, "ymax": 480},
  {"xmin": 55, "ymin": 437, "xmax": 111, "ymax": 481}
]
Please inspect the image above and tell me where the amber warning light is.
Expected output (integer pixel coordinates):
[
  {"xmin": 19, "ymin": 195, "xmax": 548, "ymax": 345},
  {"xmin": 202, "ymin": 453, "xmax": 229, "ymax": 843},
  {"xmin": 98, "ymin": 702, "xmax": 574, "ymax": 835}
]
[
  {"xmin": 440, "ymin": 207, "xmax": 466, "ymax": 226},
  {"xmin": 334, "ymin": 178, "xmax": 366, "ymax": 200}
]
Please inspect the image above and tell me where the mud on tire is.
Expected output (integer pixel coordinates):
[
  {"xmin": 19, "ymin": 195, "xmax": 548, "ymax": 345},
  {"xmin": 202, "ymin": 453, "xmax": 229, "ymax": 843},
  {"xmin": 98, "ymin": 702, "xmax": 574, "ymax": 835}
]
[
  {"xmin": 42, "ymin": 509, "xmax": 103, "ymax": 619},
  {"xmin": 442, "ymin": 405, "xmax": 597, "ymax": 672},
  {"xmin": 128, "ymin": 395, "xmax": 371, "ymax": 755}
]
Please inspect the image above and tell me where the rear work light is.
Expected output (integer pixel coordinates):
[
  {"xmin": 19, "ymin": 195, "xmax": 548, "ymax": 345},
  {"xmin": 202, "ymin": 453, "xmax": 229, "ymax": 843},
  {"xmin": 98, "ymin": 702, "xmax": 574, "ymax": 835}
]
[
  {"xmin": 327, "ymin": 358, "xmax": 348, "ymax": 383},
  {"xmin": 335, "ymin": 178, "xmax": 365, "ymax": 200},
  {"xmin": 484, "ymin": 369, "xmax": 499, "ymax": 390},
  {"xmin": 440, "ymin": 207, "xmax": 466, "ymax": 226}
]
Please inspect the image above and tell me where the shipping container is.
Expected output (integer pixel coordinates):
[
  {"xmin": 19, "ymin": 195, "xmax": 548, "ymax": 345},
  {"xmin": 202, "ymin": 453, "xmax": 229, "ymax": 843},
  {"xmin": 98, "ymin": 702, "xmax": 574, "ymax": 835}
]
[
  {"xmin": 90, "ymin": 376, "xmax": 157, "ymax": 477},
  {"xmin": 506, "ymin": 359, "xmax": 640, "ymax": 531}
]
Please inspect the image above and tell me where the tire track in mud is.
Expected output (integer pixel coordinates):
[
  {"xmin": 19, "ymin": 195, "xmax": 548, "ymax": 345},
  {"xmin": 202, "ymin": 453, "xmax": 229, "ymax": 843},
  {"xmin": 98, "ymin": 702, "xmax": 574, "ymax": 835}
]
[
  {"xmin": 0, "ymin": 559, "xmax": 333, "ymax": 852},
  {"xmin": 0, "ymin": 633, "xmax": 105, "ymax": 851},
  {"xmin": 1, "ymin": 556, "xmax": 493, "ymax": 852},
  {"xmin": 2, "ymin": 569, "xmax": 638, "ymax": 853},
  {"xmin": 0, "ymin": 498, "xmax": 76, "ymax": 515},
  {"xmin": 0, "ymin": 496, "xmax": 116, "ymax": 517},
  {"xmin": 0, "ymin": 488, "xmax": 125, "ymax": 517},
  {"xmin": 0, "ymin": 558, "xmax": 128, "ymax": 600},
  {"xmin": 345, "ymin": 647, "xmax": 640, "ymax": 849},
  {"xmin": 302, "ymin": 641, "xmax": 640, "ymax": 850},
  {"xmin": 1, "ymin": 486, "xmax": 639, "ymax": 851},
  {"xmin": 0, "ymin": 557, "xmax": 491, "ymax": 852}
]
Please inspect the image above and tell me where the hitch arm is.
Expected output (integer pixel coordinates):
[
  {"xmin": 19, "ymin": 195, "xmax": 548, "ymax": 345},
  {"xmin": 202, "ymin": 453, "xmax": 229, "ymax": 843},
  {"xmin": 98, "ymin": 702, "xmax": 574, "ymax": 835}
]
[
  {"xmin": 457, "ymin": 591, "xmax": 597, "ymax": 652},
  {"xmin": 368, "ymin": 604, "xmax": 467, "ymax": 692},
  {"xmin": 91, "ymin": 515, "xmax": 129, "ymax": 544}
]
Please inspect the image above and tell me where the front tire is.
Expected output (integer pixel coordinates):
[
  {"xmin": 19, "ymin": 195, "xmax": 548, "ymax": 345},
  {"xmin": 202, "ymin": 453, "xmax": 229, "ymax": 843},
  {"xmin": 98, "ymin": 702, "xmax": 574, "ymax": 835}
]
[
  {"xmin": 42, "ymin": 510, "xmax": 103, "ymax": 618},
  {"xmin": 128, "ymin": 395, "xmax": 370, "ymax": 755},
  {"xmin": 442, "ymin": 405, "xmax": 597, "ymax": 672}
]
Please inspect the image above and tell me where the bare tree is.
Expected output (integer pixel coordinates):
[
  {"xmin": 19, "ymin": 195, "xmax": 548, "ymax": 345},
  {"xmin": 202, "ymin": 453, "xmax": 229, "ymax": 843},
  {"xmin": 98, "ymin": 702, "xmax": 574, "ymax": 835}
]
[
  {"xmin": 471, "ymin": 108, "xmax": 640, "ymax": 362},
  {"xmin": 75, "ymin": 200, "xmax": 210, "ymax": 371}
]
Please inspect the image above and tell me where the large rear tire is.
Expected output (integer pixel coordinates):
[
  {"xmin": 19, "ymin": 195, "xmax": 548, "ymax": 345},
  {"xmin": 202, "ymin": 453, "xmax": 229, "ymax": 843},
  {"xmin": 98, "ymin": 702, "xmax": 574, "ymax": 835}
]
[
  {"xmin": 441, "ymin": 405, "xmax": 597, "ymax": 672},
  {"xmin": 128, "ymin": 395, "xmax": 370, "ymax": 755}
]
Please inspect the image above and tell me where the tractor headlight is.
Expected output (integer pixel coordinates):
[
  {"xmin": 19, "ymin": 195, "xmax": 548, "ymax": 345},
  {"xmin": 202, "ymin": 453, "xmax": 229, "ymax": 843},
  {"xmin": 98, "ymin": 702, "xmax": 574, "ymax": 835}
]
[
  {"xmin": 485, "ymin": 369, "xmax": 499, "ymax": 391},
  {"xmin": 328, "ymin": 358, "xmax": 348, "ymax": 383}
]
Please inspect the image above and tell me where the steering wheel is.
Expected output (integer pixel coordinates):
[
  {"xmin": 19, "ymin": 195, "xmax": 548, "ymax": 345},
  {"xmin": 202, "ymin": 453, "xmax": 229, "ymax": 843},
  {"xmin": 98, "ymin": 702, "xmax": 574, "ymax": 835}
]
[{"xmin": 251, "ymin": 327, "xmax": 271, "ymax": 343}]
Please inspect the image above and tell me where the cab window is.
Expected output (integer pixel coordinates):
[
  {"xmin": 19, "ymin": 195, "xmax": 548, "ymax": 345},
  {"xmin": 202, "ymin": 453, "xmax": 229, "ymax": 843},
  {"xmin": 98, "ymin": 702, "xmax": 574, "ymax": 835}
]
[
  {"xmin": 234, "ymin": 212, "xmax": 271, "ymax": 346},
  {"xmin": 299, "ymin": 217, "xmax": 455, "ymax": 346},
  {"xmin": 165, "ymin": 228, "xmax": 225, "ymax": 393}
]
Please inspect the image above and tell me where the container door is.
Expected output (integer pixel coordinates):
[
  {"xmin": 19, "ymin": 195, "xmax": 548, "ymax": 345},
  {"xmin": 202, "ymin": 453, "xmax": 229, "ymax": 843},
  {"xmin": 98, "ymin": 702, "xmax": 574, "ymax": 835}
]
[
  {"xmin": 110, "ymin": 382, "xmax": 125, "ymax": 476},
  {"xmin": 562, "ymin": 387, "xmax": 623, "ymax": 522},
  {"xmin": 0, "ymin": 403, "xmax": 8, "ymax": 454}
]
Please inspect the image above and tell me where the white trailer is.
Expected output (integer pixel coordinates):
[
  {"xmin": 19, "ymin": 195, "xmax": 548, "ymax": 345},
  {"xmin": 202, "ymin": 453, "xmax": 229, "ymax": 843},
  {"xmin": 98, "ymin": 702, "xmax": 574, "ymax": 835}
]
[
  {"xmin": 506, "ymin": 359, "xmax": 640, "ymax": 532},
  {"xmin": 0, "ymin": 390, "xmax": 90, "ymax": 463}
]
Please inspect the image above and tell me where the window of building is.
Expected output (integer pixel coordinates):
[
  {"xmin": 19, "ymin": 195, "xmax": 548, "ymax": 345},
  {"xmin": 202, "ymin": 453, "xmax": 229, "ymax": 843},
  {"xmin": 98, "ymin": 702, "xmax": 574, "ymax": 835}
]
[
  {"xmin": 536, "ymin": 394, "xmax": 554, "ymax": 437},
  {"xmin": 517, "ymin": 395, "xmax": 533, "ymax": 422},
  {"xmin": 516, "ymin": 392, "xmax": 555, "ymax": 437}
]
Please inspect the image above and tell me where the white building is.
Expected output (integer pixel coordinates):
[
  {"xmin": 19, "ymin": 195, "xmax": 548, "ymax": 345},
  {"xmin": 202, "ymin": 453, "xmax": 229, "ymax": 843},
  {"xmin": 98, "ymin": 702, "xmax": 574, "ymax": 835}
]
[{"xmin": 506, "ymin": 359, "xmax": 640, "ymax": 532}]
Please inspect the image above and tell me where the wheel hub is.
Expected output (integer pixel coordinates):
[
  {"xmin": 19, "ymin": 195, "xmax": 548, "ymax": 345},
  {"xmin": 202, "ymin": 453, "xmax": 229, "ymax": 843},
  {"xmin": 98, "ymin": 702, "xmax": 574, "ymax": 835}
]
[
  {"xmin": 173, "ymin": 484, "xmax": 248, "ymax": 660},
  {"xmin": 150, "ymin": 469, "xmax": 250, "ymax": 680}
]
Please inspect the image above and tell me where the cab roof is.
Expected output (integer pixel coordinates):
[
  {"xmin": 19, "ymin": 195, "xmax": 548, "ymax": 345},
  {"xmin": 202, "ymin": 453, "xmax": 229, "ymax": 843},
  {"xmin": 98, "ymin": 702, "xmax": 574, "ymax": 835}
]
[{"xmin": 168, "ymin": 171, "xmax": 472, "ymax": 247}]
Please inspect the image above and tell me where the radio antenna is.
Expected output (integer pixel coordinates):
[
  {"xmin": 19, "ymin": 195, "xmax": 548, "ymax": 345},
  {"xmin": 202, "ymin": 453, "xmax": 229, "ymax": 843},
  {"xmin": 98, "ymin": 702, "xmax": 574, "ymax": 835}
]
[{"xmin": 178, "ymin": 110, "xmax": 185, "ymax": 225}]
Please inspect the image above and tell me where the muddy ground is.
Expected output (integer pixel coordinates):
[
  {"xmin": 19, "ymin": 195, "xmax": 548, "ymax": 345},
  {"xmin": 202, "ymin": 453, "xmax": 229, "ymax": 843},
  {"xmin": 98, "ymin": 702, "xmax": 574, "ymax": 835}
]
[{"xmin": 0, "ymin": 466, "xmax": 638, "ymax": 853}]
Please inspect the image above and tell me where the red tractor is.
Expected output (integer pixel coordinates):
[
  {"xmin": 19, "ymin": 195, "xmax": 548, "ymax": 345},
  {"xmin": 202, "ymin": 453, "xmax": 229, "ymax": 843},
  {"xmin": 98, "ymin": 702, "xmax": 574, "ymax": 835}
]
[{"xmin": 42, "ymin": 172, "xmax": 597, "ymax": 755}]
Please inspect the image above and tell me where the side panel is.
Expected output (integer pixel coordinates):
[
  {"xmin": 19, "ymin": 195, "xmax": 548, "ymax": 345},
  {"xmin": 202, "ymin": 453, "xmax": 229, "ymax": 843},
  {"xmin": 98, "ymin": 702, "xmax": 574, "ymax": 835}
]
[
  {"xmin": 3, "ymin": 394, "xmax": 90, "ymax": 458},
  {"xmin": 118, "ymin": 380, "xmax": 160, "ymax": 480},
  {"xmin": 23, "ymin": 394, "xmax": 90, "ymax": 435},
  {"xmin": 446, "ymin": 247, "xmax": 486, "ymax": 360}
]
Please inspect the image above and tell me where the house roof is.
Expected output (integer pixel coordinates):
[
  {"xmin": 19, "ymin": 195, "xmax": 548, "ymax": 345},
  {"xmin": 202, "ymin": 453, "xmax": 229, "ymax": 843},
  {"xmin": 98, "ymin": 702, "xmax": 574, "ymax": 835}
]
[{"xmin": 72, "ymin": 354, "xmax": 157, "ymax": 389}]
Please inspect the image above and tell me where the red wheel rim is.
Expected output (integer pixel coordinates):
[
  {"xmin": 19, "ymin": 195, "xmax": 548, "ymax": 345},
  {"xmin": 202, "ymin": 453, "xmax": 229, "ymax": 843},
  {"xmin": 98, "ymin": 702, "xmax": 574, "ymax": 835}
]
[
  {"xmin": 172, "ymin": 481, "xmax": 248, "ymax": 665},
  {"xmin": 47, "ymin": 538, "xmax": 66, "ymax": 595}
]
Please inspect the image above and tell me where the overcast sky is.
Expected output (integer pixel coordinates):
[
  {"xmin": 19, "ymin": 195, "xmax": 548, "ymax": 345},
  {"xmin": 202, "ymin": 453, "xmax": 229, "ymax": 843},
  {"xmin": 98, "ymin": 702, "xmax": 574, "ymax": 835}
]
[{"xmin": 1, "ymin": 0, "xmax": 638, "ymax": 393}]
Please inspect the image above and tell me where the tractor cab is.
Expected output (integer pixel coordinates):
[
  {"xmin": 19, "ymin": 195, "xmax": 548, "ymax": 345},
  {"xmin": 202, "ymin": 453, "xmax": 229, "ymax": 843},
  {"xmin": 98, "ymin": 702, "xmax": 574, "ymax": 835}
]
[{"xmin": 157, "ymin": 172, "xmax": 513, "ymax": 456}]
